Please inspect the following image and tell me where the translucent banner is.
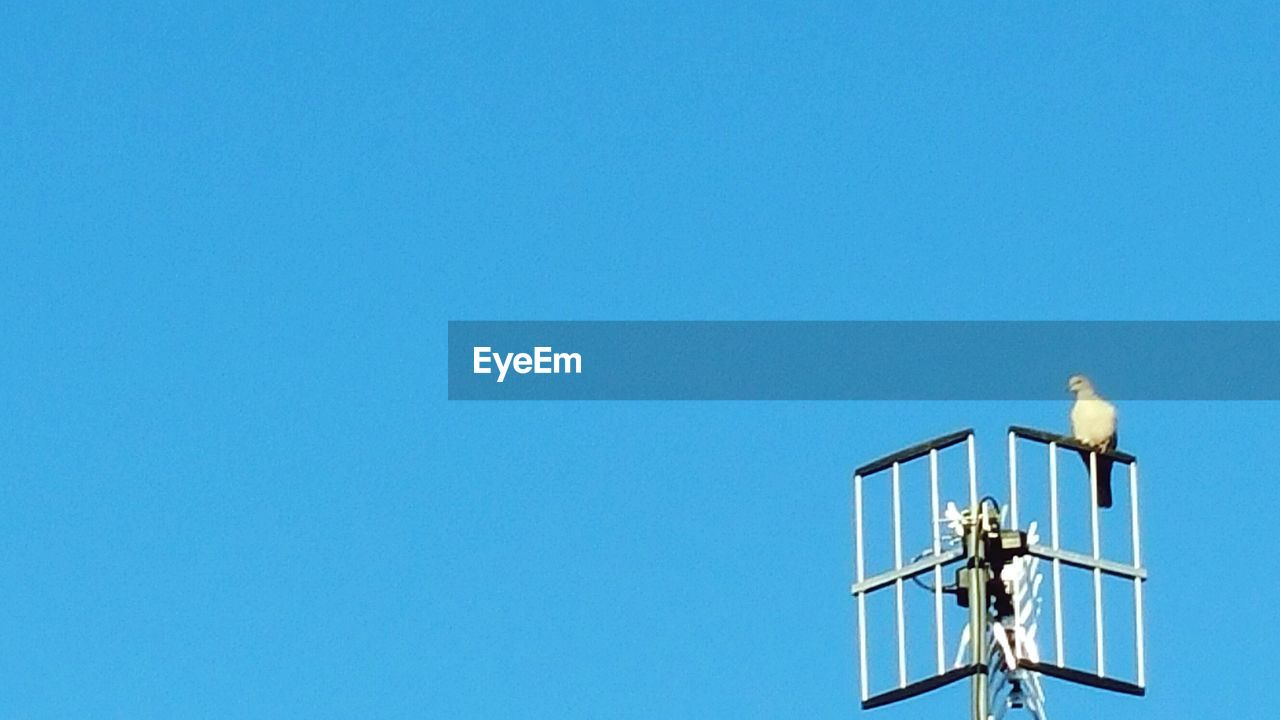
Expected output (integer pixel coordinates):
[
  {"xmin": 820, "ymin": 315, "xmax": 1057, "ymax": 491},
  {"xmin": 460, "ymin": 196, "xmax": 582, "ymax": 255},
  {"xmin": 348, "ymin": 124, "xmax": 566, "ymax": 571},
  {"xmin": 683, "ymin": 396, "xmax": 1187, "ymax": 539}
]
[{"xmin": 447, "ymin": 321, "xmax": 1280, "ymax": 400}]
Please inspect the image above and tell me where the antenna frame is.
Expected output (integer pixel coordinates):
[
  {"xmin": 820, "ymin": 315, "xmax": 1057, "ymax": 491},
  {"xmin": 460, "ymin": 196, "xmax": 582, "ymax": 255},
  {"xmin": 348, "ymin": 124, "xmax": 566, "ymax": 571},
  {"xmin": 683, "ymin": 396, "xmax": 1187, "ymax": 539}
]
[
  {"xmin": 851, "ymin": 427, "xmax": 1149, "ymax": 718},
  {"xmin": 851, "ymin": 429, "xmax": 978, "ymax": 710},
  {"xmin": 1006, "ymin": 426, "xmax": 1147, "ymax": 697}
]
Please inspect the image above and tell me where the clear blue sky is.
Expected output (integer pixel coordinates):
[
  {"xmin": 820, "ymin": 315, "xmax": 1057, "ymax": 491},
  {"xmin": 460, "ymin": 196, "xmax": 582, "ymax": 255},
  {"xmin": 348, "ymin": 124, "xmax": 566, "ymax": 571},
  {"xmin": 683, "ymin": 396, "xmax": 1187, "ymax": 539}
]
[{"xmin": 3, "ymin": 2, "xmax": 1278, "ymax": 718}]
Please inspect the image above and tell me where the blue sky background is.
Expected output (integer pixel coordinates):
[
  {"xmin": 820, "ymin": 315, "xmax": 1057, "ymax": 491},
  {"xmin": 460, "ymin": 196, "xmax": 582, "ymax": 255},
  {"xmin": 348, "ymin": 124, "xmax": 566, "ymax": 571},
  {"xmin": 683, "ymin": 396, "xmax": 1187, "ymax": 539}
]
[{"xmin": 3, "ymin": 2, "xmax": 1279, "ymax": 718}]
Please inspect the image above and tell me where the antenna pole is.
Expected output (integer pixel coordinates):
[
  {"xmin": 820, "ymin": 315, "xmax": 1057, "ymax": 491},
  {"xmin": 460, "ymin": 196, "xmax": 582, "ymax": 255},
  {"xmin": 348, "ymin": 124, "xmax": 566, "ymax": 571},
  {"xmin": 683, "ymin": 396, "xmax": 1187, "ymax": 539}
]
[{"xmin": 968, "ymin": 506, "xmax": 990, "ymax": 720}]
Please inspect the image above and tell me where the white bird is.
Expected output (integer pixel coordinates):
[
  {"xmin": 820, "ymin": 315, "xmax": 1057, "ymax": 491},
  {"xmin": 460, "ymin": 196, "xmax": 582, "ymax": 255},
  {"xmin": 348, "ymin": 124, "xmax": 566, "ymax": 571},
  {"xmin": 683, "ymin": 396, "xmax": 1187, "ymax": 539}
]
[{"xmin": 1068, "ymin": 374, "xmax": 1117, "ymax": 508}]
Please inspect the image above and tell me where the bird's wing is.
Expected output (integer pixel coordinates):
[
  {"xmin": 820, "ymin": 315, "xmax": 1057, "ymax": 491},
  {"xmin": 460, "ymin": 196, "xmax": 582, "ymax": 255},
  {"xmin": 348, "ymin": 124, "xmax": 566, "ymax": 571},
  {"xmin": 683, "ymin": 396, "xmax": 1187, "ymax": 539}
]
[
  {"xmin": 1101, "ymin": 399, "xmax": 1118, "ymax": 445},
  {"xmin": 1070, "ymin": 397, "xmax": 1117, "ymax": 448}
]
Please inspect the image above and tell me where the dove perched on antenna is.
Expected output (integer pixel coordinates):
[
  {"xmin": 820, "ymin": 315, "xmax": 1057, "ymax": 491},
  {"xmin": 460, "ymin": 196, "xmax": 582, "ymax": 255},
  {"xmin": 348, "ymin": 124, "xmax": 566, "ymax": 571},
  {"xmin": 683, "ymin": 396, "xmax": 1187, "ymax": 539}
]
[{"xmin": 1068, "ymin": 374, "xmax": 1117, "ymax": 508}]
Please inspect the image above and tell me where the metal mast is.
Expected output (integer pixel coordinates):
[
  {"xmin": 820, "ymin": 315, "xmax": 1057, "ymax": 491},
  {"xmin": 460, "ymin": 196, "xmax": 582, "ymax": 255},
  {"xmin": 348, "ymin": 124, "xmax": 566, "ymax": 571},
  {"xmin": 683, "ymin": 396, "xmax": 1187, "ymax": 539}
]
[{"xmin": 965, "ymin": 508, "xmax": 989, "ymax": 720}]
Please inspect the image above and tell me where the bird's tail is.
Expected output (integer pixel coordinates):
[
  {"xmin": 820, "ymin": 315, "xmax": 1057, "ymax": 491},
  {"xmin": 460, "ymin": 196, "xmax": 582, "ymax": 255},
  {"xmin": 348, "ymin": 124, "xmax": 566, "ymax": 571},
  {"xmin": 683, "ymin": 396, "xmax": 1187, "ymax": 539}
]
[
  {"xmin": 1095, "ymin": 457, "xmax": 1114, "ymax": 508},
  {"xmin": 1077, "ymin": 450, "xmax": 1114, "ymax": 508}
]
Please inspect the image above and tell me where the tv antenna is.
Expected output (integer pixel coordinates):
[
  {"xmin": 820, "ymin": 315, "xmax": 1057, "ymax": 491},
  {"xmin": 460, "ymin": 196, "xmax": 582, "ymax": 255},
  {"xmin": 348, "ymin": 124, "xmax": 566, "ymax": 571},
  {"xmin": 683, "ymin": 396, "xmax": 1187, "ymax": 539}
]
[{"xmin": 850, "ymin": 427, "xmax": 1146, "ymax": 719}]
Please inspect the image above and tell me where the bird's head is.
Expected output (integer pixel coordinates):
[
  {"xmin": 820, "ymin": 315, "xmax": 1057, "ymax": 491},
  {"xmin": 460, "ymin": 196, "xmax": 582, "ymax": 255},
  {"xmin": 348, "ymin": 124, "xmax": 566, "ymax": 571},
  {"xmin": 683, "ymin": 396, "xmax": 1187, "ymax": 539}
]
[{"xmin": 1067, "ymin": 374, "xmax": 1095, "ymax": 396}]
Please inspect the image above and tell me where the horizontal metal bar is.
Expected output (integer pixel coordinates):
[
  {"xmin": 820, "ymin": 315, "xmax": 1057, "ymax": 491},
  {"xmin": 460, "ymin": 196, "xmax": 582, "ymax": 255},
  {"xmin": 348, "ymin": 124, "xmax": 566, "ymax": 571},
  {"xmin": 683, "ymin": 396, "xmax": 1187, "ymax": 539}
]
[
  {"xmin": 1008, "ymin": 426, "xmax": 1136, "ymax": 464},
  {"xmin": 862, "ymin": 663, "xmax": 981, "ymax": 710},
  {"xmin": 852, "ymin": 547, "xmax": 965, "ymax": 594},
  {"xmin": 855, "ymin": 428, "xmax": 975, "ymax": 477},
  {"xmin": 1027, "ymin": 544, "xmax": 1147, "ymax": 580},
  {"xmin": 1020, "ymin": 660, "xmax": 1145, "ymax": 696}
]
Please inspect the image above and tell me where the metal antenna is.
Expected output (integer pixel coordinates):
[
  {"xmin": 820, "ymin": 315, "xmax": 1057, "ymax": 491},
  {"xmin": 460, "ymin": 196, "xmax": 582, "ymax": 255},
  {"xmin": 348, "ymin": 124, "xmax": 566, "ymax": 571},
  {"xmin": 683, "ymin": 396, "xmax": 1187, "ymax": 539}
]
[
  {"xmin": 850, "ymin": 427, "xmax": 1147, "ymax": 720},
  {"xmin": 966, "ymin": 503, "xmax": 990, "ymax": 720}
]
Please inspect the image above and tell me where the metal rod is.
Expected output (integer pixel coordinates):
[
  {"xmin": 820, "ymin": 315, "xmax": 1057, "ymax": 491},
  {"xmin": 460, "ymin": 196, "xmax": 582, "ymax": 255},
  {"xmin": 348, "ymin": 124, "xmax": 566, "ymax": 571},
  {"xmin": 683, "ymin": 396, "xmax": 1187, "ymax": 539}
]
[
  {"xmin": 858, "ymin": 593, "xmax": 869, "ymax": 700},
  {"xmin": 1130, "ymin": 461, "xmax": 1146, "ymax": 687},
  {"xmin": 893, "ymin": 462, "xmax": 906, "ymax": 688},
  {"xmin": 1049, "ymin": 442, "xmax": 1063, "ymax": 666},
  {"xmin": 853, "ymin": 547, "xmax": 964, "ymax": 594},
  {"xmin": 1025, "ymin": 544, "xmax": 1147, "ymax": 580},
  {"xmin": 1089, "ymin": 451, "xmax": 1105, "ymax": 676},
  {"xmin": 1007, "ymin": 431, "xmax": 1019, "ymax": 529},
  {"xmin": 855, "ymin": 473, "xmax": 868, "ymax": 701},
  {"xmin": 967, "ymin": 434, "xmax": 978, "ymax": 511},
  {"xmin": 969, "ymin": 509, "xmax": 989, "ymax": 720},
  {"xmin": 1007, "ymin": 430, "xmax": 1022, "ymax": 679},
  {"xmin": 930, "ymin": 448, "xmax": 945, "ymax": 675},
  {"xmin": 965, "ymin": 431, "xmax": 983, "ymax": 720},
  {"xmin": 1129, "ymin": 462, "xmax": 1143, "ymax": 565},
  {"xmin": 1134, "ymin": 581, "xmax": 1146, "ymax": 687}
]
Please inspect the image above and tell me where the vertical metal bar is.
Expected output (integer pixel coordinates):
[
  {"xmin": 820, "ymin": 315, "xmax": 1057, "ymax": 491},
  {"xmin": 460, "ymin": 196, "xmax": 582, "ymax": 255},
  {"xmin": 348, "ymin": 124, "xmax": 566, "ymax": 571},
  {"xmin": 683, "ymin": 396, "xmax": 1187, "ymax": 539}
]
[
  {"xmin": 1007, "ymin": 431, "xmax": 1019, "ymax": 529},
  {"xmin": 1049, "ymin": 442, "xmax": 1064, "ymax": 667},
  {"xmin": 1089, "ymin": 451, "xmax": 1105, "ymax": 676},
  {"xmin": 967, "ymin": 434, "xmax": 978, "ymax": 511},
  {"xmin": 930, "ymin": 448, "xmax": 945, "ymax": 675},
  {"xmin": 964, "ymin": 431, "xmax": 981, "ymax": 720},
  {"xmin": 1129, "ymin": 461, "xmax": 1143, "ymax": 565},
  {"xmin": 1130, "ymin": 461, "xmax": 1146, "ymax": 687},
  {"xmin": 854, "ymin": 473, "xmax": 868, "ymax": 701},
  {"xmin": 968, "ymin": 510, "xmax": 989, "ymax": 720},
  {"xmin": 892, "ymin": 462, "xmax": 906, "ymax": 688}
]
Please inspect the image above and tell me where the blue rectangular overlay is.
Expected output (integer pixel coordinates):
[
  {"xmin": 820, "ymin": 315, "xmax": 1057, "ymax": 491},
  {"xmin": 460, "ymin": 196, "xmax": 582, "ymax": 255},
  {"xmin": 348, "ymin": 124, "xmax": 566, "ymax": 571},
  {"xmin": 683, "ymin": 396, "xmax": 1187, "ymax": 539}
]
[{"xmin": 448, "ymin": 321, "xmax": 1280, "ymax": 400}]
